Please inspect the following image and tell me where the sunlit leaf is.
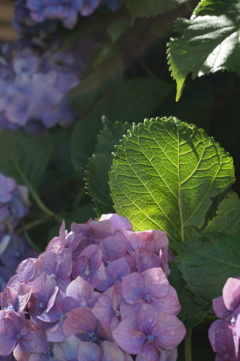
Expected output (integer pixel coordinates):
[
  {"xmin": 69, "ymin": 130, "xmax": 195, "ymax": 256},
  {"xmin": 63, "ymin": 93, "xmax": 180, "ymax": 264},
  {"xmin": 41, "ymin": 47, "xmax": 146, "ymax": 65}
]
[
  {"xmin": 109, "ymin": 117, "xmax": 235, "ymax": 242},
  {"xmin": 167, "ymin": 0, "xmax": 240, "ymax": 100}
]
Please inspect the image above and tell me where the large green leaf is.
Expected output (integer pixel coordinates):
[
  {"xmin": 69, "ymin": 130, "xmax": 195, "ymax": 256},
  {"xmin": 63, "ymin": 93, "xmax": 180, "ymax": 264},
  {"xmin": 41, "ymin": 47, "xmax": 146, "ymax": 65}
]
[
  {"xmin": 167, "ymin": 0, "xmax": 240, "ymax": 100},
  {"xmin": 178, "ymin": 232, "xmax": 240, "ymax": 301},
  {"xmin": 109, "ymin": 117, "xmax": 234, "ymax": 243},
  {"xmin": 127, "ymin": 0, "xmax": 190, "ymax": 18},
  {"xmin": 71, "ymin": 78, "xmax": 173, "ymax": 173},
  {"xmin": 86, "ymin": 117, "xmax": 131, "ymax": 215},
  {"xmin": 0, "ymin": 131, "xmax": 53, "ymax": 190}
]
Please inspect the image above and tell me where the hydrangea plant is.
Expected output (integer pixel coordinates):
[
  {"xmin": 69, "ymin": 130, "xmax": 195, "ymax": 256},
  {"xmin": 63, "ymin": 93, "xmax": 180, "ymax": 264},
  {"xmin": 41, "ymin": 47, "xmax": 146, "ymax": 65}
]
[{"xmin": 0, "ymin": 213, "xmax": 186, "ymax": 361}]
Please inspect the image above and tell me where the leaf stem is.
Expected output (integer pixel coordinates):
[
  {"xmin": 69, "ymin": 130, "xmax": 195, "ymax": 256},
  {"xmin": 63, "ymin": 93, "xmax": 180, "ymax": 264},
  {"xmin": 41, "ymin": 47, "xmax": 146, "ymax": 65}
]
[
  {"xmin": 17, "ymin": 216, "xmax": 53, "ymax": 235},
  {"xmin": 185, "ymin": 328, "xmax": 192, "ymax": 361},
  {"xmin": 24, "ymin": 232, "xmax": 42, "ymax": 252}
]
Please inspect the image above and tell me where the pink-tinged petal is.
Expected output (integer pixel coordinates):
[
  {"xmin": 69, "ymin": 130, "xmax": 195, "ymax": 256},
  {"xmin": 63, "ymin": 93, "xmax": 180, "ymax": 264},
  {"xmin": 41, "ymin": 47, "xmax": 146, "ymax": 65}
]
[
  {"xmin": 15, "ymin": 258, "xmax": 37, "ymax": 283},
  {"xmin": 120, "ymin": 301, "xmax": 139, "ymax": 320},
  {"xmin": 66, "ymin": 276, "xmax": 95, "ymax": 306},
  {"xmin": 138, "ymin": 304, "xmax": 159, "ymax": 334},
  {"xmin": 101, "ymin": 232, "xmax": 128, "ymax": 262},
  {"xmin": 53, "ymin": 335, "xmax": 81, "ymax": 361},
  {"xmin": 154, "ymin": 313, "xmax": 186, "ymax": 350},
  {"xmin": 150, "ymin": 286, "xmax": 181, "ymax": 316},
  {"xmin": 101, "ymin": 341, "xmax": 126, "ymax": 361},
  {"xmin": 77, "ymin": 342, "xmax": 101, "ymax": 361},
  {"xmin": 97, "ymin": 257, "xmax": 130, "ymax": 292},
  {"xmin": 1, "ymin": 284, "xmax": 31, "ymax": 312},
  {"xmin": 26, "ymin": 330, "xmax": 48, "ymax": 353},
  {"xmin": 209, "ymin": 319, "xmax": 236, "ymax": 358},
  {"xmin": 159, "ymin": 348, "xmax": 178, "ymax": 361},
  {"xmin": 13, "ymin": 341, "xmax": 29, "ymax": 361},
  {"xmin": 99, "ymin": 214, "xmax": 132, "ymax": 231},
  {"xmin": 223, "ymin": 278, "xmax": 240, "ymax": 311},
  {"xmin": 0, "ymin": 312, "xmax": 16, "ymax": 356},
  {"xmin": 92, "ymin": 294, "xmax": 115, "ymax": 332},
  {"xmin": 112, "ymin": 317, "xmax": 146, "ymax": 354},
  {"xmin": 232, "ymin": 313, "xmax": 240, "ymax": 357},
  {"xmin": 126, "ymin": 230, "xmax": 168, "ymax": 253},
  {"xmin": 45, "ymin": 320, "xmax": 66, "ymax": 342},
  {"xmin": 122, "ymin": 272, "xmax": 144, "ymax": 304},
  {"xmin": 71, "ymin": 218, "xmax": 114, "ymax": 240},
  {"xmin": 136, "ymin": 342, "xmax": 160, "ymax": 361},
  {"xmin": 133, "ymin": 249, "xmax": 162, "ymax": 272},
  {"xmin": 63, "ymin": 307, "xmax": 97, "ymax": 338},
  {"xmin": 142, "ymin": 268, "xmax": 169, "ymax": 298},
  {"xmin": 212, "ymin": 296, "xmax": 228, "ymax": 318}
]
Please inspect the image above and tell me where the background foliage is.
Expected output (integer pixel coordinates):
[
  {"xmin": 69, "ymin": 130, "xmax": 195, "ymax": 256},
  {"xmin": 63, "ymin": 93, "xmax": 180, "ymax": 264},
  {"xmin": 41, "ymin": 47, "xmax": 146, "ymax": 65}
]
[{"xmin": 1, "ymin": 0, "xmax": 240, "ymax": 360}]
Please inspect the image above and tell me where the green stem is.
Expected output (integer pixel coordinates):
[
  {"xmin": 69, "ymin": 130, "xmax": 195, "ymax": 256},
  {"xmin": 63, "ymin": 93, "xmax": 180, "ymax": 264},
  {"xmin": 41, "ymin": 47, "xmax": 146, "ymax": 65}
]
[
  {"xmin": 17, "ymin": 217, "xmax": 53, "ymax": 235},
  {"xmin": 9, "ymin": 154, "xmax": 59, "ymax": 220},
  {"xmin": 24, "ymin": 232, "xmax": 42, "ymax": 252},
  {"xmin": 185, "ymin": 328, "xmax": 192, "ymax": 361}
]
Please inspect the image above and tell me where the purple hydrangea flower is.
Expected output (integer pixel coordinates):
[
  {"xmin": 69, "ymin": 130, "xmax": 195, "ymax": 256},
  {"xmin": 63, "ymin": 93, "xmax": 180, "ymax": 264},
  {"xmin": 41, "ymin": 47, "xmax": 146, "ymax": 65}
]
[
  {"xmin": 209, "ymin": 277, "xmax": 240, "ymax": 360},
  {"xmin": 0, "ymin": 44, "xmax": 80, "ymax": 134},
  {"xmin": 0, "ymin": 173, "xmax": 29, "ymax": 229},
  {"xmin": 0, "ymin": 213, "xmax": 185, "ymax": 360},
  {"xmin": 112, "ymin": 303, "xmax": 186, "ymax": 361},
  {"xmin": 0, "ymin": 310, "xmax": 47, "ymax": 361}
]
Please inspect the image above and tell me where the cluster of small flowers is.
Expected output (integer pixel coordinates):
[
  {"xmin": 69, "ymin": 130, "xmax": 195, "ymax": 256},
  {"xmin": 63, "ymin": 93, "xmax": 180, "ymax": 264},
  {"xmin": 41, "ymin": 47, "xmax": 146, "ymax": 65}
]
[
  {"xmin": 209, "ymin": 277, "xmax": 240, "ymax": 361},
  {"xmin": 0, "ymin": 42, "xmax": 80, "ymax": 134},
  {"xmin": 13, "ymin": 0, "xmax": 123, "ymax": 35},
  {"xmin": 0, "ymin": 213, "xmax": 186, "ymax": 361},
  {"xmin": 0, "ymin": 172, "xmax": 31, "ymax": 291}
]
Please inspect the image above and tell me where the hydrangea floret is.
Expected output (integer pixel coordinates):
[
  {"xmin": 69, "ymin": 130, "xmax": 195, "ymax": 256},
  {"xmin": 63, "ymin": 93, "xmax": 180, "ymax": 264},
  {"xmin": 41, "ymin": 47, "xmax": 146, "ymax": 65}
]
[
  {"xmin": 0, "ymin": 213, "xmax": 186, "ymax": 361},
  {"xmin": 209, "ymin": 277, "xmax": 240, "ymax": 361},
  {"xmin": 0, "ymin": 43, "xmax": 80, "ymax": 134},
  {"xmin": 13, "ymin": 0, "xmax": 123, "ymax": 33},
  {"xmin": 0, "ymin": 172, "xmax": 32, "ymax": 291}
]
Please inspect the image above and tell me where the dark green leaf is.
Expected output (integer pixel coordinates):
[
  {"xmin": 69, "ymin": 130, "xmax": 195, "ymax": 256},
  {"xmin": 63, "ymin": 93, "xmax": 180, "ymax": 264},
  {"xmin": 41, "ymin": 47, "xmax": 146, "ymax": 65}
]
[
  {"xmin": 204, "ymin": 192, "xmax": 240, "ymax": 235},
  {"xmin": 107, "ymin": 18, "xmax": 131, "ymax": 43},
  {"xmin": 109, "ymin": 117, "xmax": 235, "ymax": 242},
  {"xmin": 0, "ymin": 131, "xmax": 53, "ymax": 189},
  {"xmin": 71, "ymin": 78, "xmax": 173, "ymax": 173},
  {"xmin": 86, "ymin": 117, "xmax": 131, "ymax": 215},
  {"xmin": 178, "ymin": 232, "xmax": 240, "ymax": 301},
  {"xmin": 167, "ymin": 0, "xmax": 240, "ymax": 100},
  {"xmin": 169, "ymin": 263, "xmax": 209, "ymax": 328},
  {"xmin": 127, "ymin": 0, "xmax": 190, "ymax": 18}
]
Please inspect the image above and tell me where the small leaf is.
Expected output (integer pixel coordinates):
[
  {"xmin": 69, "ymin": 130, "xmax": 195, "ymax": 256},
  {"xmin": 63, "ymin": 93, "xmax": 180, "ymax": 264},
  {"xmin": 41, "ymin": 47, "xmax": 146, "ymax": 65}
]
[
  {"xmin": 71, "ymin": 78, "xmax": 172, "ymax": 173},
  {"xmin": 109, "ymin": 117, "xmax": 235, "ymax": 243},
  {"xmin": 169, "ymin": 263, "xmax": 209, "ymax": 328},
  {"xmin": 0, "ymin": 131, "xmax": 53, "ymax": 189},
  {"xmin": 178, "ymin": 232, "xmax": 240, "ymax": 301},
  {"xmin": 127, "ymin": 0, "xmax": 190, "ymax": 18},
  {"xmin": 107, "ymin": 18, "xmax": 130, "ymax": 43},
  {"xmin": 86, "ymin": 117, "xmax": 131, "ymax": 215},
  {"xmin": 167, "ymin": 0, "xmax": 240, "ymax": 100},
  {"xmin": 204, "ymin": 192, "xmax": 240, "ymax": 235}
]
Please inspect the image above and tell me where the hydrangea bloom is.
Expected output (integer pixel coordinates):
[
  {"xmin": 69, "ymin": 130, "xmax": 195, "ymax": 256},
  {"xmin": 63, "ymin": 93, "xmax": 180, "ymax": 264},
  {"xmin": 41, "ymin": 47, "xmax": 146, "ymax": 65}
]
[
  {"xmin": 0, "ymin": 172, "xmax": 32, "ymax": 291},
  {"xmin": 209, "ymin": 277, "xmax": 240, "ymax": 360},
  {"xmin": 0, "ymin": 43, "xmax": 79, "ymax": 134},
  {"xmin": 12, "ymin": 0, "xmax": 123, "ymax": 34},
  {"xmin": 0, "ymin": 173, "xmax": 29, "ymax": 229},
  {"xmin": 0, "ymin": 213, "xmax": 186, "ymax": 360}
]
